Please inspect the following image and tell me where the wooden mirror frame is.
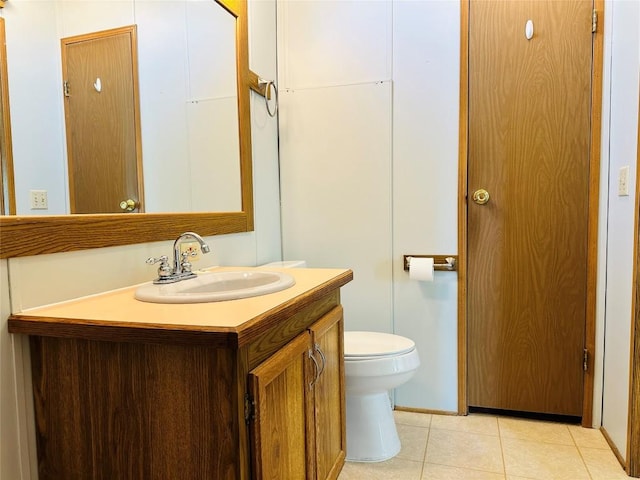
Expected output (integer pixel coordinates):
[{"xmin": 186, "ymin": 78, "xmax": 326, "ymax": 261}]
[
  {"xmin": 0, "ymin": 0, "xmax": 256, "ymax": 258},
  {"xmin": 0, "ymin": 17, "xmax": 15, "ymax": 217}
]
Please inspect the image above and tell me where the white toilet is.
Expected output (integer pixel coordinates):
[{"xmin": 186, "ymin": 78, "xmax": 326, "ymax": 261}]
[
  {"xmin": 259, "ymin": 261, "xmax": 420, "ymax": 462},
  {"xmin": 344, "ymin": 331, "xmax": 420, "ymax": 462}
]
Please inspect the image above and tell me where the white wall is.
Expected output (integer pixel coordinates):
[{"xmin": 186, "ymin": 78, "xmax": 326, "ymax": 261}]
[
  {"xmin": 599, "ymin": 0, "xmax": 640, "ymax": 458},
  {"xmin": 3, "ymin": 1, "xmax": 67, "ymax": 215},
  {"xmin": 0, "ymin": 259, "xmax": 24, "ymax": 480},
  {"xmin": 0, "ymin": 0, "xmax": 281, "ymax": 476},
  {"xmin": 278, "ymin": 0, "xmax": 460, "ymax": 411},
  {"xmin": 391, "ymin": 0, "xmax": 460, "ymax": 411},
  {"xmin": 278, "ymin": 0, "xmax": 394, "ymax": 337}
]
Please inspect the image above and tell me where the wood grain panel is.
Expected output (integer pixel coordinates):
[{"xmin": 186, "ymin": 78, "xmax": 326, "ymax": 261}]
[
  {"xmin": 581, "ymin": 0, "xmax": 605, "ymax": 427},
  {"xmin": 248, "ymin": 332, "xmax": 311, "ymax": 480},
  {"xmin": 310, "ymin": 307, "xmax": 346, "ymax": 480},
  {"xmin": 467, "ymin": 0, "xmax": 593, "ymax": 416},
  {"xmin": 0, "ymin": 17, "xmax": 15, "ymax": 215},
  {"xmin": 235, "ymin": 348, "xmax": 252, "ymax": 480},
  {"xmin": 458, "ymin": 0, "xmax": 470, "ymax": 415},
  {"xmin": 0, "ymin": 212, "xmax": 249, "ymax": 258},
  {"xmin": 238, "ymin": 275, "xmax": 349, "ymax": 347},
  {"xmin": 247, "ymin": 290, "xmax": 340, "ymax": 368},
  {"xmin": 30, "ymin": 336, "xmax": 240, "ymax": 479},
  {"xmin": 9, "ymin": 316, "xmax": 239, "ymax": 348}
]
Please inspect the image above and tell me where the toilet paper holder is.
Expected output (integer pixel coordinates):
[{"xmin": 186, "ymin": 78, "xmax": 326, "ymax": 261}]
[{"xmin": 404, "ymin": 255, "xmax": 458, "ymax": 272}]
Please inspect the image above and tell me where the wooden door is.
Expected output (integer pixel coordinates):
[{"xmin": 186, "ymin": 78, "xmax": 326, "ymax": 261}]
[
  {"xmin": 248, "ymin": 332, "xmax": 313, "ymax": 480},
  {"xmin": 309, "ymin": 307, "xmax": 346, "ymax": 480},
  {"xmin": 61, "ymin": 26, "xmax": 143, "ymax": 214},
  {"xmin": 467, "ymin": 0, "xmax": 593, "ymax": 416}
]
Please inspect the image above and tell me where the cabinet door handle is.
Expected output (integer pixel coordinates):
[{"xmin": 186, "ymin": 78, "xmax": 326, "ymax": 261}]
[
  {"xmin": 308, "ymin": 349, "xmax": 320, "ymax": 389},
  {"xmin": 314, "ymin": 343, "xmax": 326, "ymax": 377}
]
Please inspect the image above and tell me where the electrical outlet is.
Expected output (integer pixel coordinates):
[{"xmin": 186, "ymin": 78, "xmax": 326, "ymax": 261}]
[
  {"xmin": 179, "ymin": 241, "xmax": 201, "ymax": 262},
  {"xmin": 618, "ymin": 165, "xmax": 630, "ymax": 196},
  {"xmin": 29, "ymin": 190, "xmax": 48, "ymax": 210}
]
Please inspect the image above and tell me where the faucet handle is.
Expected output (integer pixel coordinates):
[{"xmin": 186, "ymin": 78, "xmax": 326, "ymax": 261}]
[
  {"xmin": 146, "ymin": 255, "xmax": 168, "ymax": 265},
  {"xmin": 146, "ymin": 256, "xmax": 172, "ymax": 277},
  {"xmin": 180, "ymin": 251, "xmax": 197, "ymax": 273}
]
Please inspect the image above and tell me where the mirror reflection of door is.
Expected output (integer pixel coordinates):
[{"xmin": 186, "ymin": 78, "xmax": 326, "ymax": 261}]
[{"xmin": 61, "ymin": 25, "xmax": 143, "ymax": 214}]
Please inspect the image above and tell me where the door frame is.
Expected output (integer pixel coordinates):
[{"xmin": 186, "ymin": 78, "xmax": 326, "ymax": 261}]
[
  {"xmin": 456, "ymin": 0, "xmax": 605, "ymax": 428},
  {"xmin": 627, "ymin": 96, "xmax": 640, "ymax": 477}
]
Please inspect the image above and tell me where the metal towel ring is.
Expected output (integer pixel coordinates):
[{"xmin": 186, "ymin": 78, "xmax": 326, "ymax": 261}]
[{"xmin": 261, "ymin": 80, "xmax": 278, "ymax": 117}]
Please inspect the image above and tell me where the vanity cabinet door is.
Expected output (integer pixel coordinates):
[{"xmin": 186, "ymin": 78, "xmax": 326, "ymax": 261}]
[
  {"xmin": 248, "ymin": 332, "xmax": 314, "ymax": 480},
  {"xmin": 309, "ymin": 306, "xmax": 346, "ymax": 480},
  {"xmin": 247, "ymin": 306, "xmax": 346, "ymax": 480}
]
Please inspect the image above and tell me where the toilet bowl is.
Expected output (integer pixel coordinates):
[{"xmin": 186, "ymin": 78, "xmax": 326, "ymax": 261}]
[{"xmin": 344, "ymin": 331, "xmax": 420, "ymax": 462}]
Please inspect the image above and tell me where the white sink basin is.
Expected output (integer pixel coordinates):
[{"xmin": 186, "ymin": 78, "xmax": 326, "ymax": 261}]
[{"xmin": 134, "ymin": 270, "xmax": 296, "ymax": 304}]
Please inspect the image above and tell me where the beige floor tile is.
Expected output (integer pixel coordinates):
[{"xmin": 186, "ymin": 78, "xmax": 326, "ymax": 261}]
[
  {"xmin": 396, "ymin": 424, "xmax": 429, "ymax": 462},
  {"xmin": 425, "ymin": 428, "xmax": 504, "ymax": 474},
  {"xmin": 422, "ymin": 463, "xmax": 506, "ymax": 479},
  {"xmin": 340, "ymin": 415, "xmax": 629, "ymax": 480},
  {"xmin": 431, "ymin": 413, "xmax": 499, "ymax": 436},
  {"xmin": 501, "ymin": 437, "xmax": 590, "ymax": 480},
  {"xmin": 394, "ymin": 410, "xmax": 432, "ymax": 428},
  {"xmin": 339, "ymin": 457, "xmax": 423, "ymax": 480},
  {"xmin": 579, "ymin": 446, "xmax": 632, "ymax": 479},
  {"xmin": 498, "ymin": 417, "xmax": 574, "ymax": 445},
  {"xmin": 568, "ymin": 425, "xmax": 610, "ymax": 449}
]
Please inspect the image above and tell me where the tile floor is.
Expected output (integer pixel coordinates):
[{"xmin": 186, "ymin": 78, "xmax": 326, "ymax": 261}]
[{"xmin": 338, "ymin": 411, "xmax": 633, "ymax": 480}]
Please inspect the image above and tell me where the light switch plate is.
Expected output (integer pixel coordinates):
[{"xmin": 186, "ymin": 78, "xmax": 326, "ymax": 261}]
[
  {"xmin": 618, "ymin": 166, "xmax": 630, "ymax": 196},
  {"xmin": 29, "ymin": 190, "xmax": 48, "ymax": 209},
  {"xmin": 179, "ymin": 241, "xmax": 201, "ymax": 262}
]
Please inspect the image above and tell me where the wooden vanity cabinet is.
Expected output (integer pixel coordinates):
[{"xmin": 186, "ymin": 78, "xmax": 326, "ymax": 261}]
[
  {"xmin": 248, "ymin": 306, "xmax": 346, "ymax": 480},
  {"xmin": 9, "ymin": 273, "xmax": 351, "ymax": 480}
]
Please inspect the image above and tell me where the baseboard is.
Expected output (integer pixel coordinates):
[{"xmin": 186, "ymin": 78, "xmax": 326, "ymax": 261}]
[
  {"xmin": 600, "ymin": 426, "xmax": 629, "ymax": 474},
  {"xmin": 394, "ymin": 405, "xmax": 458, "ymax": 416}
]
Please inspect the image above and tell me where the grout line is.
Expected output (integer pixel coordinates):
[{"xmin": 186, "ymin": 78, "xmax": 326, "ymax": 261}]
[
  {"xmin": 419, "ymin": 421, "xmax": 431, "ymax": 479},
  {"xmin": 497, "ymin": 416, "xmax": 508, "ymax": 478},
  {"xmin": 420, "ymin": 460, "xmax": 507, "ymax": 477}
]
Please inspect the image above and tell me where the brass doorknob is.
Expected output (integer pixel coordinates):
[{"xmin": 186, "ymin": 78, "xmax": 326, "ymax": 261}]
[
  {"xmin": 119, "ymin": 199, "xmax": 138, "ymax": 212},
  {"xmin": 472, "ymin": 189, "xmax": 490, "ymax": 205}
]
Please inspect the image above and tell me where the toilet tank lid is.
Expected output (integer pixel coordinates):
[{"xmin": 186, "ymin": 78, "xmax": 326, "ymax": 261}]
[
  {"xmin": 344, "ymin": 331, "xmax": 415, "ymax": 357},
  {"xmin": 259, "ymin": 260, "xmax": 307, "ymax": 268}
]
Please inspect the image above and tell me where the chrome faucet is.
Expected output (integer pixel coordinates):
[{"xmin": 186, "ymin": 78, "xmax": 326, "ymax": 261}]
[
  {"xmin": 146, "ymin": 231, "xmax": 211, "ymax": 284},
  {"xmin": 173, "ymin": 231, "xmax": 211, "ymax": 275}
]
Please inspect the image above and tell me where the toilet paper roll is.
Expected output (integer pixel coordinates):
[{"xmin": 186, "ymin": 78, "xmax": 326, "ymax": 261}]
[{"xmin": 409, "ymin": 257, "xmax": 434, "ymax": 282}]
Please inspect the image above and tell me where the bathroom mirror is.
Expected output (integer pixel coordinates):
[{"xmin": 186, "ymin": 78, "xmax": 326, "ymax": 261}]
[{"xmin": 0, "ymin": 0, "xmax": 255, "ymax": 258}]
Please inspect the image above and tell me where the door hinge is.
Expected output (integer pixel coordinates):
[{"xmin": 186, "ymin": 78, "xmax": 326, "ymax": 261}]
[
  {"xmin": 583, "ymin": 348, "xmax": 589, "ymax": 372},
  {"xmin": 592, "ymin": 9, "xmax": 598, "ymax": 33},
  {"xmin": 244, "ymin": 393, "xmax": 255, "ymax": 424},
  {"xmin": 63, "ymin": 81, "xmax": 70, "ymax": 97}
]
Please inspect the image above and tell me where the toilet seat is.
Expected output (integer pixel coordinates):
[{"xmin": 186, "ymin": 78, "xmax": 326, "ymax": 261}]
[{"xmin": 344, "ymin": 331, "xmax": 415, "ymax": 359}]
